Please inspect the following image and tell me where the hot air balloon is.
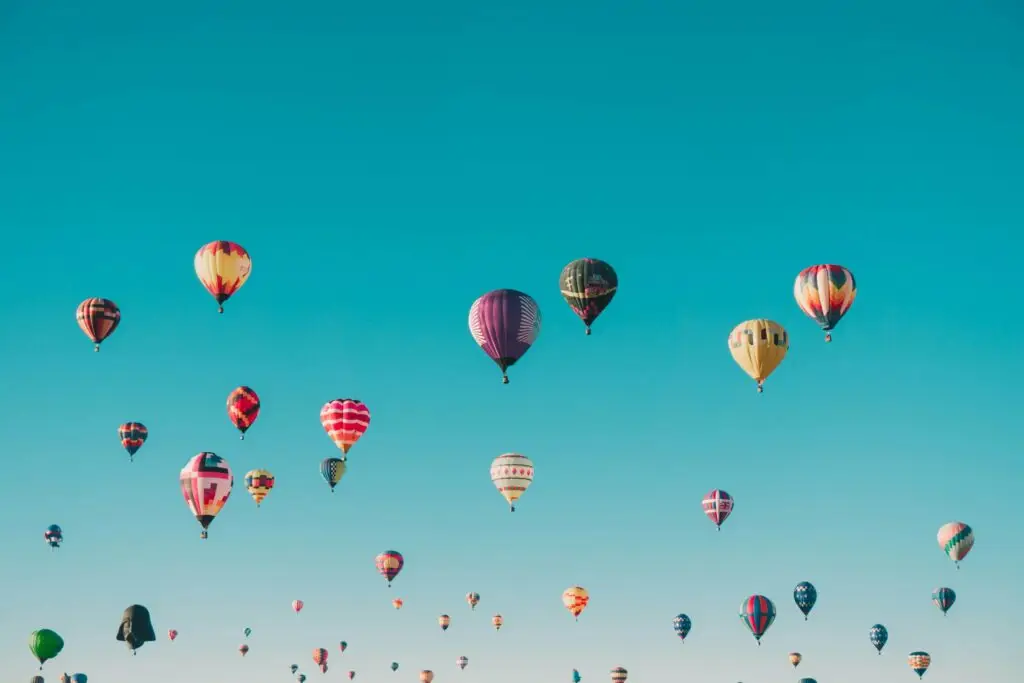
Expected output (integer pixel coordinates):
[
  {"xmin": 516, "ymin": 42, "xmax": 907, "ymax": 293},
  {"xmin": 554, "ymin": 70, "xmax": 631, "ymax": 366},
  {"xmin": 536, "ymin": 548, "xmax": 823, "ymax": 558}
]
[
  {"xmin": 438, "ymin": 615, "xmax": 451, "ymax": 631},
  {"xmin": 320, "ymin": 399, "xmax": 370, "ymax": 457},
  {"xmin": 44, "ymin": 524, "xmax": 62, "ymax": 550},
  {"xmin": 727, "ymin": 319, "xmax": 788, "ymax": 392},
  {"xmin": 30, "ymin": 676, "xmax": 44, "ymax": 683},
  {"xmin": 562, "ymin": 586, "xmax": 589, "ymax": 620},
  {"xmin": 118, "ymin": 422, "xmax": 148, "ymax": 461},
  {"xmin": 239, "ymin": 644, "xmax": 249, "ymax": 657},
  {"xmin": 492, "ymin": 614, "xmax": 503, "ymax": 630},
  {"xmin": 391, "ymin": 663, "xmax": 399, "ymax": 672},
  {"xmin": 702, "ymin": 489, "xmax": 733, "ymax": 530},
  {"xmin": 69, "ymin": 675, "xmax": 87, "ymax": 683},
  {"xmin": 227, "ymin": 386, "xmax": 260, "ymax": 439},
  {"xmin": 457, "ymin": 656, "xmax": 468, "ymax": 670},
  {"xmin": 313, "ymin": 648, "xmax": 328, "ymax": 673},
  {"xmin": 60, "ymin": 674, "xmax": 70, "ymax": 683},
  {"xmin": 376, "ymin": 551, "xmax": 404, "ymax": 586},
  {"xmin": 29, "ymin": 629, "xmax": 64, "ymax": 669},
  {"xmin": 116, "ymin": 605, "xmax": 155, "ymax": 655},
  {"xmin": 243, "ymin": 627, "xmax": 252, "ymax": 638},
  {"xmin": 466, "ymin": 592, "xmax": 480, "ymax": 609},
  {"xmin": 194, "ymin": 240, "xmax": 251, "ymax": 313},
  {"xmin": 179, "ymin": 452, "xmax": 233, "ymax": 539},
  {"xmin": 572, "ymin": 670, "xmax": 581, "ymax": 683},
  {"xmin": 559, "ymin": 258, "xmax": 618, "ymax": 334},
  {"xmin": 420, "ymin": 671, "xmax": 434, "ymax": 683},
  {"xmin": 292, "ymin": 665, "xmax": 299, "ymax": 674},
  {"xmin": 937, "ymin": 522, "xmax": 974, "ymax": 568},
  {"xmin": 298, "ymin": 676, "xmax": 307, "ymax": 683},
  {"xmin": 490, "ymin": 453, "xmax": 534, "ymax": 511},
  {"xmin": 794, "ymin": 264, "xmax": 856, "ymax": 342},
  {"xmin": 392, "ymin": 598, "xmax": 404, "ymax": 610},
  {"xmin": 797, "ymin": 679, "xmax": 817, "ymax": 683},
  {"xmin": 320, "ymin": 457, "xmax": 346, "ymax": 492},
  {"xmin": 168, "ymin": 629, "xmax": 178, "ymax": 641},
  {"xmin": 610, "ymin": 667, "xmax": 627, "ymax": 683},
  {"xmin": 789, "ymin": 652, "xmax": 802, "ymax": 667},
  {"xmin": 869, "ymin": 624, "xmax": 888, "ymax": 653},
  {"xmin": 292, "ymin": 600, "xmax": 304, "ymax": 613},
  {"xmin": 468, "ymin": 289, "xmax": 541, "ymax": 383},
  {"xmin": 794, "ymin": 581, "xmax": 817, "ymax": 620},
  {"xmin": 932, "ymin": 587, "xmax": 956, "ymax": 615},
  {"xmin": 348, "ymin": 672, "xmax": 355, "ymax": 680},
  {"xmin": 76, "ymin": 298, "xmax": 120, "ymax": 351},
  {"xmin": 339, "ymin": 641, "xmax": 348, "ymax": 653},
  {"xmin": 909, "ymin": 652, "xmax": 930, "ymax": 678},
  {"xmin": 739, "ymin": 595, "xmax": 776, "ymax": 645},
  {"xmin": 244, "ymin": 469, "xmax": 275, "ymax": 507},
  {"xmin": 672, "ymin": 614, "xmax": 691, "ymax": 642}
]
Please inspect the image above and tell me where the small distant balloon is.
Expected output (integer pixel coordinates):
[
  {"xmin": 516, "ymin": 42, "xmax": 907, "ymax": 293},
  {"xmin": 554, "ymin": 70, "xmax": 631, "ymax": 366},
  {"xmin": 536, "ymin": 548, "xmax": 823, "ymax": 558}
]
[
  {"xmin": 869, "ymin": 624, "xmax": 888, "ymax": 653},
  {"xmin": 226, "ymin": 386, "xmax": 260, "ymax": 439},
  {"xmin": 562, "ymin": 586, "xmax": 589, "ymax": 620},
  {"xmin": 76, "ymin": 298, "xmax": 120, "ymax": 351},
  {"xmin": 672, "ymin": 614, "xmax": 691, "ymax": 642},
  {"xmin": 118, "ymin": 422, "xmax": 148, "ymax": 461},
  {"xmin": 702, "ymin": 489, "xmax": 733, "ymax": 530},
  {"xmin": 937, "ymin": 522, "xmax": 974, "ymax": 568},
  {"xmin": 44, "ymin": 525, "xmax": 63, "ymax": 550},
  {"xmin": 376, "ymin": 551, "xmax": 404, "ymax": 586},
  {"xmin": 559, "ymin": 258, "xmax": 618, "ymax": 334}
]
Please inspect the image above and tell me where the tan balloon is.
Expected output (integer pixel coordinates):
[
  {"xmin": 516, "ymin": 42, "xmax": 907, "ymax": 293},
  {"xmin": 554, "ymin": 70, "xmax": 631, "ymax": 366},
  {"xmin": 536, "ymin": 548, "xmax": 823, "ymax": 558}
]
[
  {"xmin": 420, "ymin": 671, "xmax": 434, "ymax": 683},
  {"xmin": 727, "ymin": 319, "xmax": 789, "ymax": 392},
  {"xmin": 562, "ymin": 586, "xmax": 589, "ymax": 620}
]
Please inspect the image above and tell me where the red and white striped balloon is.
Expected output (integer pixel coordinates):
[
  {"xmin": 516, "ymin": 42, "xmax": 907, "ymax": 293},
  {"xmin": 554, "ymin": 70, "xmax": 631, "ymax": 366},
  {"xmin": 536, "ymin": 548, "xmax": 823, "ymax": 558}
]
[
  {"xmin": 320, "ymin": 399, "xmax": 371, "ymax": 456},
  {"xmin": 702, "ymin": 489, "xmax": 733, "ymax": 530}
]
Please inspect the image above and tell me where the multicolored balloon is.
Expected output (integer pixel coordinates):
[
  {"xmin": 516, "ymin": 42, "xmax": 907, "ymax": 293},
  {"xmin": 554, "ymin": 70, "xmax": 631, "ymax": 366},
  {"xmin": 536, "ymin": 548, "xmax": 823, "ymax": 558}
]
[
  {"xmin": 794, "ymin": 581, "xmax": 817, "ymax": 620},
  {"xmin": 932, "ymin": 587, "xmax": 955, "ymax": 615},
  {"xmin": 794, "ymin": 264, "xmax": 857, "ymax": 342},
  {"xmin": 457, "ymin": 656, "xmax": 468, "ymax": 670},
  {"xmin": 702, "ymin": 489, "xmax": 733, "ymax": 529},
  {"xmin": 29, "ymin": 629, "xmax": 64, "ymax": 669},
  {"xmin": 739, "ymin": 595, "xmax": 776, "ymax": 645},
  {"xmin": 490, "ymin": 453, "xmax": 534, "ymax": 511},
  {"xmin": 320, "ymin": 399, "xmax": 370, "ymax": 456},
  {"xmin": 908, "ymin": 651, "xmax": 931, "ymax": 678},
  {"xmin": 313, "ymin": 648, "xmax": 328, "ymax": 674},
  {"xmin": 789, "ymin": 652, "xmax": 802, "ymax": 667},
  {"xmin": 238, "ymin": 644, "xmax": 249, "ymax": 657},
  {"xmin": 244, "ymin": 469, "xmax": 275, "ymax": 507},
  {"xmin": 466, "ymin": 592, "xmax": 480, "ymax": 609},
  {"xmin": 392, "ymin": 598, "xmax": 404, "ymax": 610},
  {"xmin": 468, "ymin": 289, "xmax": 541, "ymax": 383},
  {"xmin": 419, "ymin": 671, "xmax": 434, "ymax": 683},
  {"xmin": 870, "ymin": 624, "xmax": 888, "ymax": 653},
  {"xmin": 179, "ymin": 452, "xmax": 233, "ymax": 539},
  {"xmin": 727, "ymin": 319, "xmax": 789, "ymax": 392},
  {"xmin": 339, "ymin": 641, "xmax": 347, "ymax": 653},
  {"xmin": 194, "ymin": 240, "xmax": 251, "ymax": 313},
  {"xmin": 559, "ymin": 258, "xmax": 618, "ymax": 334},
  {"xmin": 76, "ymin": 298, "xmax": 120, "ymax": 351},
  {"xmin": 562, "ymin": 586, "xmax": 589, "ymax": 620},
  {"xmin": 937, "ymin": 521, "xmax": 974, "ymax": 568},
  {"xmin": 672, "ymin": 614, "xmax": 691, "ymax": 642},
  {"xmin": 292, "ymin": 600, "xmax": 304, "ymax": 613},
  {"xmin": 226, "ymin": 386, "xmax": 260, "ymax": 439},
  {"xmin": 168, "ymin": 629, "xmax": 178, "ymax": 641},
  {"xmin": 320, "ymin": 457, "xmax": 346, "ymax": 492},
  {"xmin": 118, "ymin": 422, "xmax": 148, "ymax": 461},
  {"xmin": 44, "ymin": 524, "xmax": 62, "ymax": 550},
  {"xmin": 376, "ymin": 550, "xmax": 404, "ymax": 586},
  {"xmin": 610, "ymin": 667, "xmax": 627, "ymax": 683},
  {"xmin": 492, "ymin": 614, "xmax": 503, "ymax": 630},
  {"xmin": 348, "ymin": 671, "xmax": 355, "ymax": 680},
  {"xmin": 438, "ymin": 615, "xmax": 450, "ymax": 631}
]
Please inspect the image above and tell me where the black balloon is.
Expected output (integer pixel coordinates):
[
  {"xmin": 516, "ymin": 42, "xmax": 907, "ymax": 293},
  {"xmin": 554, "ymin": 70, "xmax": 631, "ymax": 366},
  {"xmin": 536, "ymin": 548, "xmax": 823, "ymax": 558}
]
[{"xmin": 116, "ymin": 604, "xmax": 156, "ymax": 654}]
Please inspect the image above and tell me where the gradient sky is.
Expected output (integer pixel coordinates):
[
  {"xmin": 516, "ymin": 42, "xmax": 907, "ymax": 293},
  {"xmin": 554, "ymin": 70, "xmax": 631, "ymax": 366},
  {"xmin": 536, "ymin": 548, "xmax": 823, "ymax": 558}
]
[{"xmin": 1, "ymin": 1, "xmax": 1022, "ymax": 682}]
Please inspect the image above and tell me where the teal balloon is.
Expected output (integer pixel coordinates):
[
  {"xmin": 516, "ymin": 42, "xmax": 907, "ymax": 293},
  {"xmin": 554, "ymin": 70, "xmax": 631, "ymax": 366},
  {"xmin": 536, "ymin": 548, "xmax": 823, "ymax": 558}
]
[{"xmin": 70, "ymin": 675, "xmax": 87, "ymax": 683}]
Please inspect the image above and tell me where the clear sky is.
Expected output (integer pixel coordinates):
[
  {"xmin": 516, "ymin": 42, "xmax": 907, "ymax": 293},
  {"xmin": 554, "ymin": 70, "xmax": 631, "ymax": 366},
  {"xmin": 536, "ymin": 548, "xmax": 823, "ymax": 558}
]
[{"xmin": 1, "ymin": 1, "xmax": 1021, "ymax": 682}]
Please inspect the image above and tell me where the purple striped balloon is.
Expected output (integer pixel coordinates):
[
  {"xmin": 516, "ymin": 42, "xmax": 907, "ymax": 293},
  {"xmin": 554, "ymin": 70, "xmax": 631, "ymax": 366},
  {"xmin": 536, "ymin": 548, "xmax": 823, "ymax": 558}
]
[{"xmin": 468, "ymin": 289, "xmax": 541, "ymax": 383}]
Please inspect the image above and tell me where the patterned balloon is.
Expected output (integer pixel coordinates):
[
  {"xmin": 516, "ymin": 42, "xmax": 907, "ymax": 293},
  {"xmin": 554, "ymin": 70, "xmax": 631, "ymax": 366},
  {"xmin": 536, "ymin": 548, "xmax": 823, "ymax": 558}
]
[
  {"xmin": 702, "ymin": 489, "xmax": 733, "ymax": 529},
  {"xmin": 456, "ymin": 656, "xmax": 468, "ymax": 670},
  {"xmin": 937, "ymin": 521, "xmax": 974, "ymax": 568},
  {"xmin": 610, "ymin": 667, "xmax": 627, "ymax": 683},
  {"xmin": 419, "ymin": 671, "xmax": 434, "ymax": 683},
  {"xmin": 292, "ymin": 600, "xmax": 304, "ymax": 613},
  {"xmin": 320, "ymin": 458, "xmax": 347, "ymax": 492},
  {"xmin": 908, "ymin": 651, "xmax": 931, "ymax": 678},
  {"xmin": 227, "ymin": 386, "xmax": 260, "ymax": 439},
  {"xmin": 492, "ymin": 614, "xmax": 503, "ymax": 630},
  {"xmin": 179, "ymin": 452, "xmax": 233, "ymax": 539},
  {"xmin": 244, "ymin": 469, "xmax": 275, "ymax": 507},
  {"xmin": 468, "ymin": 289, "xmax": 541, "ymax": 383},
  {"xmin": 194, "ymin": 240, "xmax": 251, "ymax": 313},
  {"xmin": 869, "ymin": 624, "xmax": 888, "ymax": 653},
  {"xmin": 167, "ymin": 629, "xmax": 177, "ymax": 641},
  {"xmin": 794, "ymin": 581, "xmax": 817, "ymax": 620},
  {"xmin": 672, "ymin": 614, "xmax": 691, "ymax": 642},
  {"xmin": 789, "ymin": 652, "xmax": 802, "ymax": 667},
  {"xmin": 76, "ymin": 298, "xmax": 120, "ymax": 351},
  {"xmin": 44, "ymin": 524, "xmax": 62, "ymax": 550},
  {"xmin": 438, "ymin": 615, "xmax": 450, "ymax": 631},
  {"xmin": 490, "ymin": 453, "xmax": 534, "ymax": 512},
  {"xmin": 339, "ymin": 641, "xmax": 347, "ymax": 653},
  {"xmin": 392, "ymin": 598, "xmax": 404, "ymax": 610},
  {"xmin": 739, "ymin": 595, "xmax": 776, "ymax": 644},
  {"xmin": 794, "ymin": 264, "xmax": 857, "ymax": 342},
  {"xmin": 562, "ymin": 586, "xmax": 589, "ymax": 620},
  {"xmin": 932, "ymin": 587, "xmax": 956, "ymax": 615},
  {"xmin": 118, "ymin": 422, "xmax": 148, "ymax": 461},
  {"xmin": 313, "ymin": 648, "xmax": 328, "ymax": 674},
  {"xmin": 466, "ymin": 592, "xmax": 480, "ymax": 609},
  {"xmin": 238, "ymin": 644, "xmax": 249, "ymax": 656},
  {"xmin": 728, "ymin": 319, "xmax": 789, "ymax": 392},
  {"xmin": 376, "ymin": 551, "xmax": 404, "ymax": 586},
  {"xmin": 320, "ymin": 399, "xmax": 371, "ymax": 456},
  {"xmin": 60, "ymin": 674, "xmax": 70, "ymax": 683},
  {"xmin": 559, "ymin": 258, "xmax": 618, "ymax": 334}
]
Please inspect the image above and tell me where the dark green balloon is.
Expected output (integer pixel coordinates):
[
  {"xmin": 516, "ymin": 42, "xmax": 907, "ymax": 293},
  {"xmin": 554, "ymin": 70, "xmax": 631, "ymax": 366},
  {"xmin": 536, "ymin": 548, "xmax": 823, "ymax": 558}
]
[{"xmin": 559, "ymin": 258, "xmax": 618, "ymax": 334}]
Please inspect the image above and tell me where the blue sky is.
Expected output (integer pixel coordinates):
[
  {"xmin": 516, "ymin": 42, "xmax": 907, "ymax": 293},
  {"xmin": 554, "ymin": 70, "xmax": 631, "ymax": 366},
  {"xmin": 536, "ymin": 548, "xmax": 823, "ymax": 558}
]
[{"xmin": 1, "ymin": 1, "xmax": 1021, "ymax": 681}]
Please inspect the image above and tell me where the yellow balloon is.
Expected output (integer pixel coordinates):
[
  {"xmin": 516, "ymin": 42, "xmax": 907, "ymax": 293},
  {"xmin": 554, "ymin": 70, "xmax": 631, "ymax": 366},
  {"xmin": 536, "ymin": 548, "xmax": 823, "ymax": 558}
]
[
  {"xmin": 194, "ymin": 241, "xmax": 252, "ymax": 313},
  {"xmin": 728, "ymin": 319, "xmax": 789, "ymax": 392}
]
